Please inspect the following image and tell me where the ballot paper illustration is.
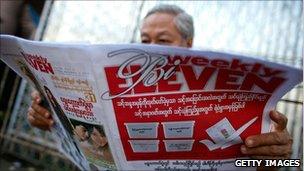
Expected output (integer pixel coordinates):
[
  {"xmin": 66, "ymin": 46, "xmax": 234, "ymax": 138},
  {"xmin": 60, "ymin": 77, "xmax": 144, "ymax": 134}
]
[{"xmin": 200, "ymin": 117, "xmax": 258, "ymax": 151}]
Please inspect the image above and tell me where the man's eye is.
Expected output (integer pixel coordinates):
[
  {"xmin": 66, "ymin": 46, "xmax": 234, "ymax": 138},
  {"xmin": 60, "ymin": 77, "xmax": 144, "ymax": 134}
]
[
  {"xmin": 141, "ymin": 40, "xmax": 150, "ymax": 44},
  {"xmin": 158, "ymin": 39, "xmax": 171, "ymax": 44}
]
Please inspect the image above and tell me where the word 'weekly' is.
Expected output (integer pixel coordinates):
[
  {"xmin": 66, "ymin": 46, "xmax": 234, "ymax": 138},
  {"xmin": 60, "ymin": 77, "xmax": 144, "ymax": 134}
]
[{"xmin": 21, "ymin": 52, "xmax": 54, "ymax": 74}]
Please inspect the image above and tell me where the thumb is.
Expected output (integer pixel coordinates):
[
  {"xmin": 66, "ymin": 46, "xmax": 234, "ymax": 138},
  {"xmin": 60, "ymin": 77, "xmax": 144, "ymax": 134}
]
[{"xmin": 269, "ymin": 110, "xmax": 287, "ymax": 131}]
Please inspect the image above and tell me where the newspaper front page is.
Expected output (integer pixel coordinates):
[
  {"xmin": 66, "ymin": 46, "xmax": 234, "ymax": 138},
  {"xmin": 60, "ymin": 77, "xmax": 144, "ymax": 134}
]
[{"xmin": 0, "ymin": 35, "xmax": 302, "ymax": 170}]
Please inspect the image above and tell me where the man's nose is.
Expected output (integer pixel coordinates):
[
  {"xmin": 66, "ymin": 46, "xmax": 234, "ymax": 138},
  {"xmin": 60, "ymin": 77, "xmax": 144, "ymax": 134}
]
[{"xmin": 150, "ymin": 40, "xmax": 157, "ymax": 45}]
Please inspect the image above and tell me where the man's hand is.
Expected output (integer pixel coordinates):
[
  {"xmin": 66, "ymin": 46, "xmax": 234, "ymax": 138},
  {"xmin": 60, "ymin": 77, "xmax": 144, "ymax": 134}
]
[
  {"xmin": 27, "ymin": 90, "xmax": 54, "ymax": 130},
  {"xmin": 241, "ymin": 110, "xmax": 293, "ymax": 159}
]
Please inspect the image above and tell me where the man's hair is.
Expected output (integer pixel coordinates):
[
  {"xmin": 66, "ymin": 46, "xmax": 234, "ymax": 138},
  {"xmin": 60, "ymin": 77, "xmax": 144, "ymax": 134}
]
[{"xmin": 144, "ymin": 4, "xmax": 194, "ymax": 40}]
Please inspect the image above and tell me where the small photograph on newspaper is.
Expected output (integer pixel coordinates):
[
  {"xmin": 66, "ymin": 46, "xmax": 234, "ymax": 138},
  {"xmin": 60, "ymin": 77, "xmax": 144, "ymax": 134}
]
[{"xmin": 69, "ymin": 118, "xmax": 116, "ymax": 170}]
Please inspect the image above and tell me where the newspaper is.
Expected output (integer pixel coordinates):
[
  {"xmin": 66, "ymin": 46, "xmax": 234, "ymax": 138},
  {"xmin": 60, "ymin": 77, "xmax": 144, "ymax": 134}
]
[{"xmin": 0, "ymin": 35, "xmax": 302, "ymax": 171}]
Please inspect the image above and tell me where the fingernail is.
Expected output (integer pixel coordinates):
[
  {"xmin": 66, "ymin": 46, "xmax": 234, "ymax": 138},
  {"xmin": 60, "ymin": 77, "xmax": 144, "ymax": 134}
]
[
  {"xmin": 45, "ymin": 112, "xmax": 50, "ymax": 117},
  {"xmin": 272, "ymin": 110, "xmax": 279, "ymax": 117},
  {"xmin": 241, "ymin": 146, "xmax": 247, "ymax": 154},
  {"xmin": 36, "ymin": 98, "xmax": 41, "ymax": 103},
  {"xmin": 49, "ymin": 120, "xmax": 54, "ymax": 125},
  {"xmin": 246, "ymin": 139, "xmax": 254, "ymax": 147}
]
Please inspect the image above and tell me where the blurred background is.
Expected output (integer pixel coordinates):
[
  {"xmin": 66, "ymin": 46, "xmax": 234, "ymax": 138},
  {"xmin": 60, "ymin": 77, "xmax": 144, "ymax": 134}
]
[{"xmin": 0, "ymin": 1, "xmax": 303, "ymax": 170}]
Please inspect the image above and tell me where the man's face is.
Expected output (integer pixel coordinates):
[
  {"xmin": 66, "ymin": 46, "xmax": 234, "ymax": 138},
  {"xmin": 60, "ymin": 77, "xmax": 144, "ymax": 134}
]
[
  {"xmin": 140, "ymin": 12, "xmax": 192, "ymax": 48},
  {"xmin": 74, "ymin": 125, "xmax": 89, "ymax": 141},
  {"xmin": 91, "ymin": 127, "xmax": 108, "ymax": 147}
]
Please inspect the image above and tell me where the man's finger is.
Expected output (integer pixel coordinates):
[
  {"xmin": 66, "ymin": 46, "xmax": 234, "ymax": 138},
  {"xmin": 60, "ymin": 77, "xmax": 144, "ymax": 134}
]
[
  {"xmin": 28, "ymin": 107, "xmax": 53, "ymax": 124},
  {"xmin": 31, "ymin": 102, "xmax": 51, "ymax": 119},
  {"xmin": 28, "ymin": 114, "xmax": 49, "ymax": 130},
  {"xmin": 27, "ymin": 111, "xmax": 52, "ymax": 130},
  {"xmin": 269, "ymin": 110, "xmax": 287, "ymax": 131},
  {"xmin": 245, "ymin": 131, "xmax": 291, "ymax": 147},
  {"xmin": 241, "ymin": 143, "xmax": 292, "ymax": 156}
]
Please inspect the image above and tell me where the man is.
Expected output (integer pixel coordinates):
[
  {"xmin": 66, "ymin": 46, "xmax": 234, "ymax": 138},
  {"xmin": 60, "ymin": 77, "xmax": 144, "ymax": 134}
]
[
  {"xmin": 74, "ymin": 125, "xmax": 89, "ymax": 142},
  {"xmin": 28, "ymin": 4, "xmax": 292, "ymax": 166}
]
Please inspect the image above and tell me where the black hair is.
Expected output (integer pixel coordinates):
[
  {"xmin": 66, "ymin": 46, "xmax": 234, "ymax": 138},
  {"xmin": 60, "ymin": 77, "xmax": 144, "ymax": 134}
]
[{"xmin": 87, "ymin": 125, "xmax": 106, "ymax": 137}]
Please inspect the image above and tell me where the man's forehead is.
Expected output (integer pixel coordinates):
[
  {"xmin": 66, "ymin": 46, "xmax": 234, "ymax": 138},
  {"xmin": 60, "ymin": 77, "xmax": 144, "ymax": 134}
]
[
  {"xmin": 141, "ymin": 30, "xmax": 174, "ymax": 37},
  {"xmin": 141, "ymin": 12, "xmax": 179, "ymax": 36},
  {"xmin": 142, "ymin": 12, "xmax": 176, "ymax": 27}
]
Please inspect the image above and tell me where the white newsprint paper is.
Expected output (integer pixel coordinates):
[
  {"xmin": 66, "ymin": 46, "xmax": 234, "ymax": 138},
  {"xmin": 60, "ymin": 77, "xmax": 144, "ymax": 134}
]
[{"xmin": 0, "ymin": 35, "xmax": 302, "ymax": 170}]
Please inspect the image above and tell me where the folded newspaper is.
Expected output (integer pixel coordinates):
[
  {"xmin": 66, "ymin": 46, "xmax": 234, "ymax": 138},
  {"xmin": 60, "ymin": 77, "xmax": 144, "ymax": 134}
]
[{"xmin": 0, "ymin": 35, "xmax": 302, "ymax": 170}]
